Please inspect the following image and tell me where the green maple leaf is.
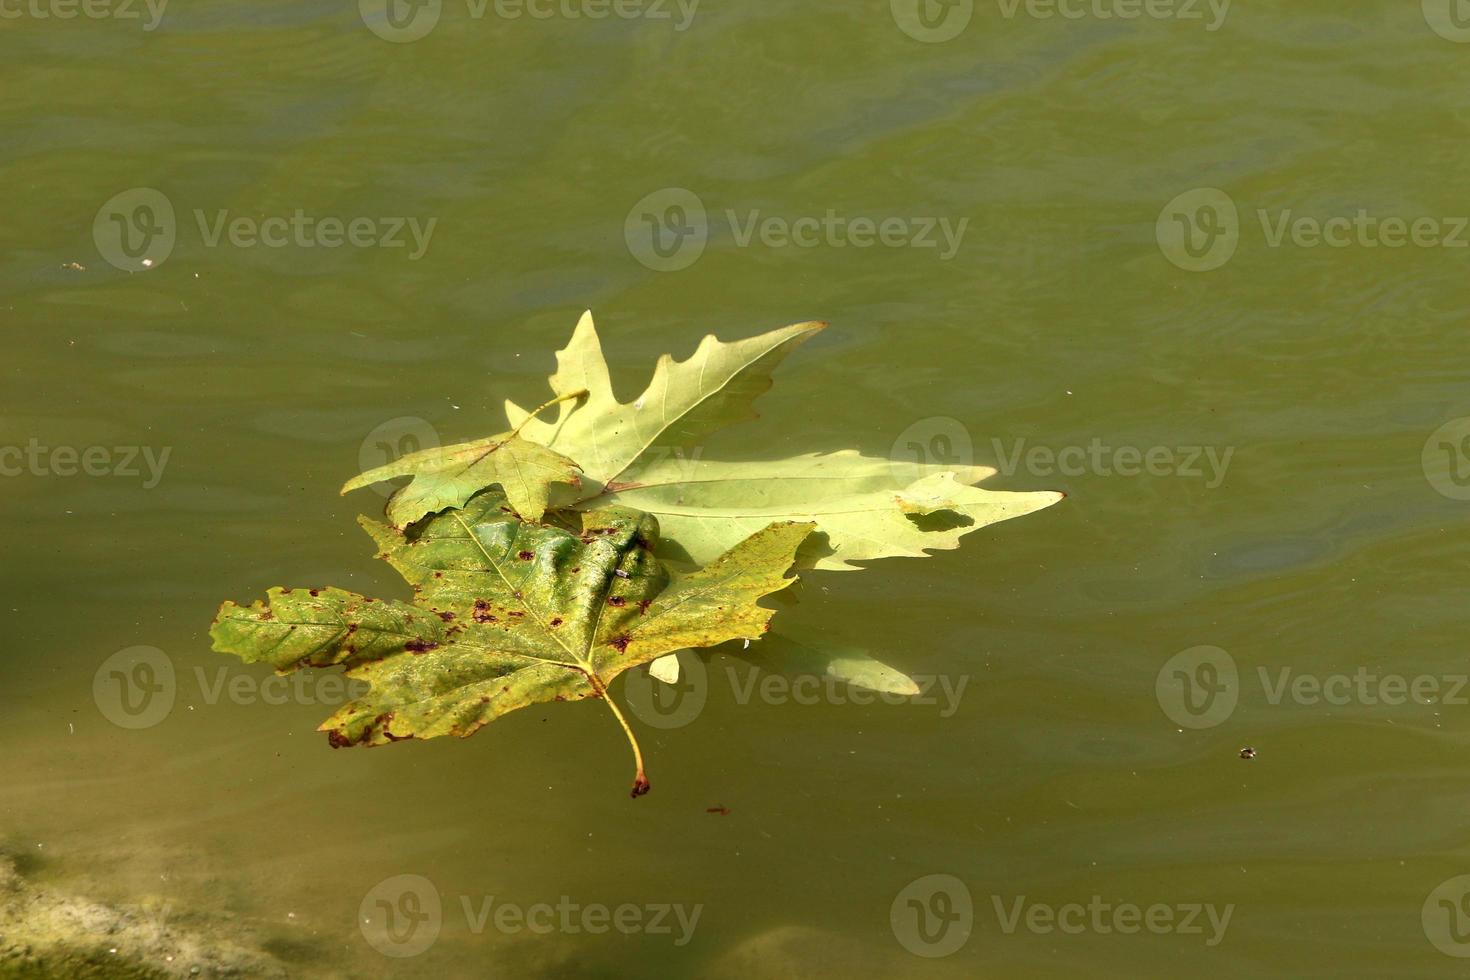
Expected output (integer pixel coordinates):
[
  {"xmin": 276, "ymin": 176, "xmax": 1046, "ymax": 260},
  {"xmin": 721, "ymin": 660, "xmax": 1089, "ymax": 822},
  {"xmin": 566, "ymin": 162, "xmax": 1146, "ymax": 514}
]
[
  {"xmin": 497, "ymin": 313, "xmax": 1060, "ymax": 570},
  {"xmin": 583, "ymin": 451, "xmax": 1063, "ymax": 571},
  {"xmin": 210, "ymin": 490, "xmax": 813, "ymax": 797},
  {"xmin": 342, "ymin": 396, "xmax": 585, "ymax": 529},
  {"xmin": 501, "ymin": 310, "xmax": 825, "ymax": 487},
  {"xmin": 346, "ymin": 309, "xmax": 1060, "ymax": 571}
]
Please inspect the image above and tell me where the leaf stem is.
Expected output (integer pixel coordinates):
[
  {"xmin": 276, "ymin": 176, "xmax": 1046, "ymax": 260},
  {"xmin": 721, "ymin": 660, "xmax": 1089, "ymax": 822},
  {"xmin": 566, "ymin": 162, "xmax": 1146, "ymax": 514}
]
[
  {"xmin": 586, "ymin": 672, "xmax": 650, "ymax": 798},
  {"xmin": 511, "ymin": 389, "xmax": 588, "ymax": 439}
]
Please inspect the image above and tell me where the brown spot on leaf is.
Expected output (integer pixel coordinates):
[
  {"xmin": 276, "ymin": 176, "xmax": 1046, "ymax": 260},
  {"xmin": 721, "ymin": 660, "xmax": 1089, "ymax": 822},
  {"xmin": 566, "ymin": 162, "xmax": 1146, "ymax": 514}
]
[
  {"xmin": 309, "ymin": 589, "xmax": 320, "ymax": 597},
  {"xmin": 610, "ymin": 635, "xmax": 631, "ymax": 653},
  {"xmin": 517, "ymin": 550, "xmax": 534, "ymax": 561},
  {"xmin": 637, "ymin": 600, "xmax": 652, "ymax": 615},
  {"xmin": 608, "ymin": 596, "xmax": 627, "ymax": 608},
  {"xmin": 437, "ymin": 611, "xmax": 456, "ymax": 622},
  {"xmin": 550, "ymin": 618, "xmax": 563, "ymax": 627},
  {"xmin": 405, "ymin": 640, "xmax": 438, "ymax": 654}
]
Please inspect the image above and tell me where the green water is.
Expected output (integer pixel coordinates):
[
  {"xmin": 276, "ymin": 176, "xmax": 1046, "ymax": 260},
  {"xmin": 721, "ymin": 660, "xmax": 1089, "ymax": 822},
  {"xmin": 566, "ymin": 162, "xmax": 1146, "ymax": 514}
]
[{"xmin": 6, "ymin": 1, "xmax": 1470, "ymax": 976}]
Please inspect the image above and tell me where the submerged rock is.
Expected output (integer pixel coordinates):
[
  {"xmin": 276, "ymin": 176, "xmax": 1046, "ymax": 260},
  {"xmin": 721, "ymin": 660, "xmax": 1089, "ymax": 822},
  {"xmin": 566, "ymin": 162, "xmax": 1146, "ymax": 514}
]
[{"xmin": 0, "ymin": 854, "xmax": 288, "ymax": 979}]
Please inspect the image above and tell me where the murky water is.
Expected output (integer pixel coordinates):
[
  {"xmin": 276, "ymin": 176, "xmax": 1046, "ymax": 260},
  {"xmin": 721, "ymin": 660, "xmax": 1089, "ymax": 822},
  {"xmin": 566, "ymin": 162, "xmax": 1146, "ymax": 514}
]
[{"xmin": 6, "ymin": 1, "xmax": 1470, "ymax": 976}]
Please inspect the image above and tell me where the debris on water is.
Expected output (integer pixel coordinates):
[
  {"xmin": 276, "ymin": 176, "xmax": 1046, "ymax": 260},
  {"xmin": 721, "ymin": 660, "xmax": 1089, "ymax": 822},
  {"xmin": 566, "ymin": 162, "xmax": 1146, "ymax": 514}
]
[
  {"xmin": 1239, "ymin": 747, "xmax": 1256, "ymax": 760},
  {"xmin": 707, "ymin": 806, "xmax": 730, "ymax": 815}
]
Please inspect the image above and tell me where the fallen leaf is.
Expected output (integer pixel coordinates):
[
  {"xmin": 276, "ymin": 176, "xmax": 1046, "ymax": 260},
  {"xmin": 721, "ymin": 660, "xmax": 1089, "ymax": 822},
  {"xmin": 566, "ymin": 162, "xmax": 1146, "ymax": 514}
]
[
  {"xmin": 503, "ymin": 310, "xmax": 824, "ymax": 486},
  {"xmin": 582, "ymin": 451, "xmax": 1062, "ymax": 570},
  {"xmin": 211, "ymin": 490, "xmax": 812, "ymax": 797},
  {"xmin": 342, "ymin": 415, "xmax": 582, "ymax": 527}
]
